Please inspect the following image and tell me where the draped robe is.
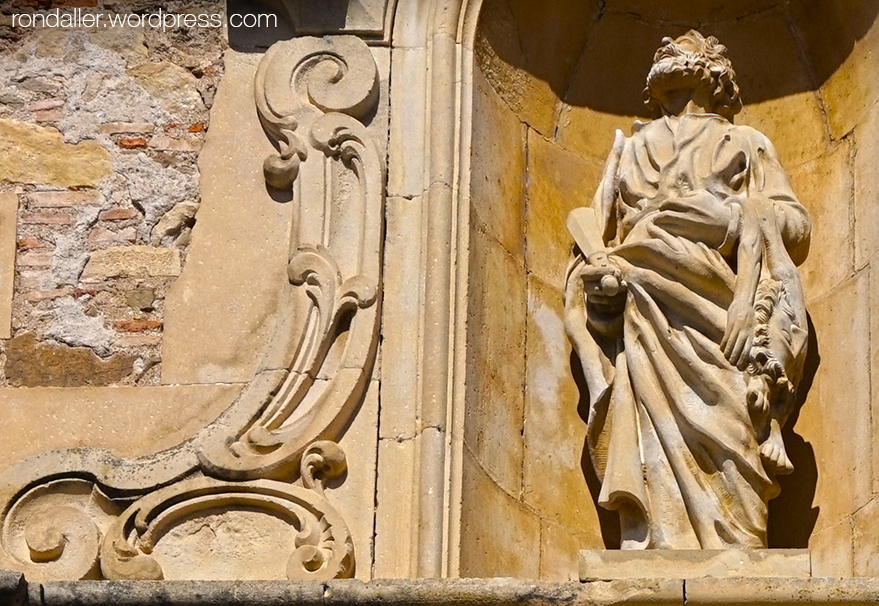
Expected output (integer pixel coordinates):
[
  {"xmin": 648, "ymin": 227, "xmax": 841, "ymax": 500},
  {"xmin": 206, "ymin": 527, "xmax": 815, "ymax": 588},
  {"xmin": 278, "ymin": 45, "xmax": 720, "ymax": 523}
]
[{"xmin": 565, "ymin": 114, "xmax": 811, "ymax": 549}]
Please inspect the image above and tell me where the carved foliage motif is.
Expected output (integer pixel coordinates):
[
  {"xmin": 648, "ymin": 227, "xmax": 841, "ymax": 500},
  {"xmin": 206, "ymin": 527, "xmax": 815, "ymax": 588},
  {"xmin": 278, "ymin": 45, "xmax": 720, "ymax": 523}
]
[{"xmin": 0, "ymin": 35, "xmax": 383, "ymax": 582}]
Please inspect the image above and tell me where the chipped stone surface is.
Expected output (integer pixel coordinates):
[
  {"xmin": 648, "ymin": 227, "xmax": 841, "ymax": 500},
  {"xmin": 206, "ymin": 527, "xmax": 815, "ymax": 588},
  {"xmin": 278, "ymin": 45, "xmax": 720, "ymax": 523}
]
[
  {"xmin": 127, "ymin": 61, "xmax": 205, "ymax": 117},
  {"xmin": 0, "ymin": 119, "xmax": 111, "ymax": 188},
  {"xmin": 5, "ymin": 333, "xmax": 134, "ymax": 387},
  {"xmin": 81, "ymin": 245, "xmax": 182, "ymax": 280}
]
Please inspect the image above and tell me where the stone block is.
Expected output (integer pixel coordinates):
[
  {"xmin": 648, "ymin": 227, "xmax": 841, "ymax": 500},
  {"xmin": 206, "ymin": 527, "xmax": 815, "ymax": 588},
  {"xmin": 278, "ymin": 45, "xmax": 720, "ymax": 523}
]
[
  {"xmin": 789, "ymin": 142, "xmax": 854, "ymax": 301},
  {"xmin": 81, "ymin": 245, "xmax": 182, "ymax": 281},
  {"xmin": 580, "ymin": 549, "xmax": 810, "ymax": 581},
  {"xmin": 124, "ymin": 287, "xmax": 155, "ymax": 311},
  {"xmin": 162, "ymin": 51, "xmax": 292, "ymax": 385},
  {"xmin": 555, "ymin": 106, "xmax": 639, "ymax": 164},
  {"xmin": 465, "ymin": 229, "xmax": 526, "ymax": 495},
  {"xmin": 459, "ymin": 448, "xmax": 540, "ymax": 578},
  {"xmin": 387, "ymin": 47, "xmax": 427, "ymax": 199},
  {"xmin": 470, "ymin": 68, "xmax": 527, "ymax": 257},
  {"xmin": 379, "ymin": 197, "xmax": 422, "ymax": 441},
  {"xmin": 556, "ymin": 13, "xmax": 675, "ymax": 161},
  {"xmin": 791, "ymin": 1, "xmax": 879, "ymax": 138},
  {"xmin": 0, "ymin": 119, "xmax": 111, "ymax": 188},
  {"xmin": 127, "ymin": 61, "xmax": 204, "ymax": 116},
  {"xmin": 853, "ymin": 497, "xmax": 879, "ymax": 577},
  {"xmin": 708, "ymin": 13, "xmax": 828, "ymax": 168},
  {"xmin": 686, "ymin": 577, "xmax": 879, "ymax": 606},
  {"xmin": 525, "ymin": 132, "xmax": 602, "ymax": 290},
  {"xmin": 873, "ymin": 258, "xmax": 879, "ymax": 497},
  {"xmin": 0, "ymin": 570, "xmax": 25, "ymax": 606},
  {"xmin": 523, "ymin": 276, "xmax": 602, "ymax": 538},
  {"xmin": 374, "ymin": 437, "xmax": 417, "ymax": 578},
  {"xmin": 855, "ymin": 102, "xmax": 879, "ymax": 269},
  {"xmin": 809, "ymin": 520, "xmax": 854, "ymax": 578},
  {"xmin": 798, "ymin": 272, "xmax": 871, "ymax": 533},
  {"xmin": 541, "ymin": 520, "xmax": 597, "ymax": 581},
  {"xmin": 334, "ymin": 378, "xmax": 380, "ymax": 581},
  {"xmin": 0, "ymin": 384, "xmax": 243, "ymax": 473},
  {"xmin": 4, "ymin": 333, "xmax": 136, "ymax": 388},
  {"xmin": 0, "ymin": 194, "xmax": 16, "ymax": 339},
  {"xmin": 475, "ymin": 0, "xmax": 599, "ymax": 137}
]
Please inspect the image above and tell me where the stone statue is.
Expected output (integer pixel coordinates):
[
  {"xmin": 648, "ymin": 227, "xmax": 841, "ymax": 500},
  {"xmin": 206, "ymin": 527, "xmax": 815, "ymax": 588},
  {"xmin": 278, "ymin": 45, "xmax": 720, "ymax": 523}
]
[{"xmin": 564, "ymin": 31, "xmax": 811, "ymax": 549}]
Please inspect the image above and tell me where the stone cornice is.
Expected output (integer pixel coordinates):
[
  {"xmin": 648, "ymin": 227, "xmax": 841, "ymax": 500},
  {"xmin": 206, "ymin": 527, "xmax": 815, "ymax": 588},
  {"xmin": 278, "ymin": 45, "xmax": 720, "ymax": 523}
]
[{"xmin": 5, "ymin": 572, "xmax": 879, "ymax": 606}]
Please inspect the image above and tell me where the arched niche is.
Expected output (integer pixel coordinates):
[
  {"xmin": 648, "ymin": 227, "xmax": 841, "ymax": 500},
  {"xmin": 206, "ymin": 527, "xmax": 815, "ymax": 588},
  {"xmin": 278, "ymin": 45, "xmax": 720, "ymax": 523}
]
[{"xmin": 456, "ymin": 0, "xmax": 879, "ymax": 580}]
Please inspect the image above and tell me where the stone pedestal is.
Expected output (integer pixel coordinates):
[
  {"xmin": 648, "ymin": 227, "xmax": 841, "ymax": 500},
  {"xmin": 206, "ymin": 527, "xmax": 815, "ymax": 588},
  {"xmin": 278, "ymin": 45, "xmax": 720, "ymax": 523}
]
[{"xmin": 579, "ymin": 549, "xmax": 811, "ymax": 581}]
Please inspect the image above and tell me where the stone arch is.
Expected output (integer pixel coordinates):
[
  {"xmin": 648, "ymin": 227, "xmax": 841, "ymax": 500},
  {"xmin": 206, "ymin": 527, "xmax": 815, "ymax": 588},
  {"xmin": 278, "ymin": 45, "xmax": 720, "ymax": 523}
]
[{"xmin": 385, "ymin": 0, "xmax": 879, "ymax": 579}]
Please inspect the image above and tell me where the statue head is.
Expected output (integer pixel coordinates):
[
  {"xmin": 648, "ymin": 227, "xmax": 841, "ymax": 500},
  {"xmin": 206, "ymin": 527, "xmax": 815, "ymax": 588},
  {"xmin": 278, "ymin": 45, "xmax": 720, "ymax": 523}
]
[{"xmin": 644, "ymin": 30, "xmax": 742, "ymax": 121}]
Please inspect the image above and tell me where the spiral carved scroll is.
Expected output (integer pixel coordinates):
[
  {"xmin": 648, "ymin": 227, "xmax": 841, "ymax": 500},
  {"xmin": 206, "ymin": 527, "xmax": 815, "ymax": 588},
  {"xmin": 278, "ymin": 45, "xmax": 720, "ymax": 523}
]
[
  {"xmin": 101, "ymin": 446, "xmax": 353, "ymax": 581},
  {"xmin": 197, "ymin": 35, "xmax": 384, "ymax": 484},
  {"xmin": 0, "ymin": 35, "xmax": 381, "ymax": 583},
  {"xmin": 256, "ymin": 35, "xmax": 378, "ymax": 190}
]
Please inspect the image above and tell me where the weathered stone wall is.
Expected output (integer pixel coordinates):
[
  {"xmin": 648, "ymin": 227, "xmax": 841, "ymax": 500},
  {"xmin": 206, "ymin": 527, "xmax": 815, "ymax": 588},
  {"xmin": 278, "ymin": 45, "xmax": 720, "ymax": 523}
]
[
  {"xmin": 466, "ymin": 0, "xmax": 879, "ymax": 580},
  {"xmin": 0, "ymin": 0, "xmax": 224, "ymax": 387}
]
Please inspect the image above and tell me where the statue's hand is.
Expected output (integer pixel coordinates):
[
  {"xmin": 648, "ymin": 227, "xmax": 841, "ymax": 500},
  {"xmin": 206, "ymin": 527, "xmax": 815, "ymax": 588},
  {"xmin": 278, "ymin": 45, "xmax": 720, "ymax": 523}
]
[
  {"xmin": 581, "ymin": 255, "xmax": 627, "ymax": 315},
  {"xmin": 653, "ymin": 191, "xmax": 733, "ymax": 248},
  {"xmin": 721, "ymin": 295, "xmax": 755, "ymax": 367}
]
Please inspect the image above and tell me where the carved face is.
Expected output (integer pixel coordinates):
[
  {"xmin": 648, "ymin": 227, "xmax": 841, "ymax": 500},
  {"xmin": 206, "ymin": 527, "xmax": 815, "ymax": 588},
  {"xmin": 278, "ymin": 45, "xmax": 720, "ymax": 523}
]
[{"xmin": 644, "ymin": 31, "xmax": 742, "ymax": 121}]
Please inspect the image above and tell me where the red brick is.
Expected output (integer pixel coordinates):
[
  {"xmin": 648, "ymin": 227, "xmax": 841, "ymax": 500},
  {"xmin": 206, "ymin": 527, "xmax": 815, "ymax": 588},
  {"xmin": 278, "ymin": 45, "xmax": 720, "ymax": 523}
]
[
  {"xmin": 115, "ymin": 334, "xmax": 162, "ymax": 347},
  {"xmin": 18, "ymin": 236, "xmax": 49, "ymax": 250},
  {"xmin": 28, "ymin": 190, "xmax": 104, "ymax": 208},
  {"xmin": 113, "ymin": 319, "xmax": 163, "ymax": 332},
  {"xmin": 21, "ymin": 287, "xmax": 74, "ymax": 302},
  {"xmin": 99, "ymin": 122, "xmax": 154, "ymax": 135},
  {"xmin": 118, "ymin": 138, "xmax": 148, "ymax": 149},
  {"xmin": 53, "ymin": 0, "xmax": 98, "ymax": 6},
  {"xmin": 98, "ymin": 208, "xmax": 139, "ymax": 221},
  {"xmin": 21, "ymin": 211, "xmax": 74, "ymax": 225},
  {"xmin": 74, "ymin": 288, "xmax": 98, "ymax": 299},
  {"xmin": 26, "ymin": 99, "xmax": 64, "ymax": 112},
  {"xmin": 34, "ymin": 109, "xmax": 62, "ymax": 122},
  {"xmin": 18, "ymin": 251, "xmax": 53, "ymax": 267}
]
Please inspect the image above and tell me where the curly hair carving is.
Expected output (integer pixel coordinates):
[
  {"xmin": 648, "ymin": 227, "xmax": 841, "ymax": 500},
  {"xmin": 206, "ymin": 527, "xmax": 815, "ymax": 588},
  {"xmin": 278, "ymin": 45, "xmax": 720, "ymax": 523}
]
[{"xmin": 644, "ymin": 30, "xmax": 743, "ymax": 121}]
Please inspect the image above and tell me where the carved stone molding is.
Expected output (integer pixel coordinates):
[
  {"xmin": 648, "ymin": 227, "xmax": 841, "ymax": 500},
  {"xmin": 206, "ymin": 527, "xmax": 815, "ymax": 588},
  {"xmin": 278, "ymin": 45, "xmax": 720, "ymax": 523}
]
[{"xmin": 0, "ymin": 35, "xmax": 384, "ymax": 582}]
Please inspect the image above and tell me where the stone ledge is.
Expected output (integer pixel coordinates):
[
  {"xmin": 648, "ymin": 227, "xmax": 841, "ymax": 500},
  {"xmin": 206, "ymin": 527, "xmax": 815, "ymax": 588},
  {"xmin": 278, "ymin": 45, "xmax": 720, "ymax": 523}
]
[
  {"xmin": 3, "ymin": 575, "xmax": 879, "ymax": 606},
  {"xmin": 6, "ymin": 576, "xmax": 682, "ymax": 606},
  {"xmin": 580, "ymin": 549, "xmax": 811, "ymax": 580}
]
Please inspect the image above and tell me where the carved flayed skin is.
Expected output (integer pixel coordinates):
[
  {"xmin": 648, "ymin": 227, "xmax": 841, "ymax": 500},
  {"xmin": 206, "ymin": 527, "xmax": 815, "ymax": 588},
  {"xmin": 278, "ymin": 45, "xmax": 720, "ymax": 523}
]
[{"xmin": 565, "ymin": 31, "xmax": 811, "ymax": 549}]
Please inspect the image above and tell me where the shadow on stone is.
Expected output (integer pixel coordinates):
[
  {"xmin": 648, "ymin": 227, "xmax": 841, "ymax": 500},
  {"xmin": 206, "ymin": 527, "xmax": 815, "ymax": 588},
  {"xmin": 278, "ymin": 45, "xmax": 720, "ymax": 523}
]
[
  {"xmin": 572, "ymin": 351, "xmax": 621, "ymax": 549},
  {"xmin": 768, "ymin": 313, "xmax": 820, "ymax": 549}
]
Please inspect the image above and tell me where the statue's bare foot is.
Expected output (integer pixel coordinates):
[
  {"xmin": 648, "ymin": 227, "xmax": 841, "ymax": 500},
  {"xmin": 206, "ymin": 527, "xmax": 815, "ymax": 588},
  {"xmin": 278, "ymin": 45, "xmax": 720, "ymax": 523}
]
[{"xmin": 760, "ymin": 422, "xmax": 793, "ymax": 475}]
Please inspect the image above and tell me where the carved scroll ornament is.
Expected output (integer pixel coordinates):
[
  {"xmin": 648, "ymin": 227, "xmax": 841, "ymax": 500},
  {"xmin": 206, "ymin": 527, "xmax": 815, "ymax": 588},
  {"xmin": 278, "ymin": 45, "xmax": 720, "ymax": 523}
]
[{"xmin": 0, "ymin": 35, "xmax": 383, "ymax": 581}]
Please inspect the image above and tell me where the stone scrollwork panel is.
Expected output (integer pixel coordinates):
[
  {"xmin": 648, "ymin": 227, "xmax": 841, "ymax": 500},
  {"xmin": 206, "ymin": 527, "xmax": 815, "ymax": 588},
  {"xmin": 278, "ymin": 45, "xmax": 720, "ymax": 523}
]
[
  {"xmin": 101, "ymin": 442, "xmax": 354, "ymax": 581},
  {"xmin": 197, "ymin": 34, "xmax": 383, "ymax": 481},
  {"xmin": 0, "ymin": 35, "xmax": 383, "ymax": 582}
]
